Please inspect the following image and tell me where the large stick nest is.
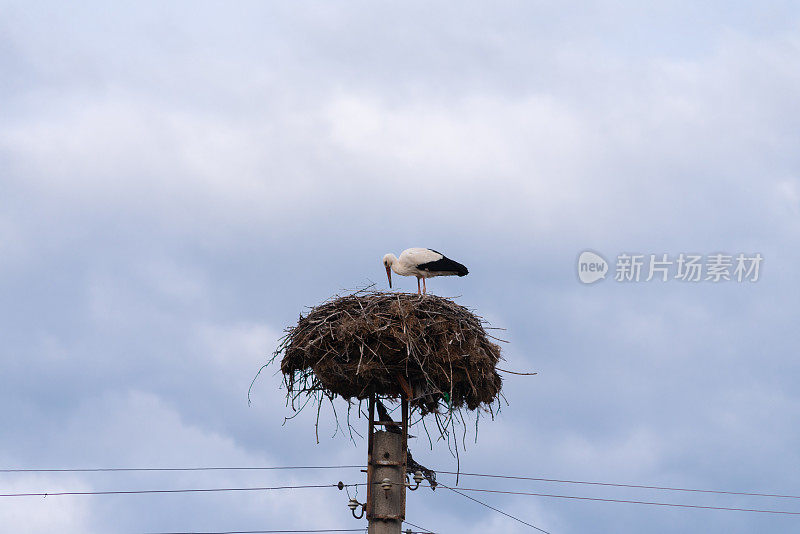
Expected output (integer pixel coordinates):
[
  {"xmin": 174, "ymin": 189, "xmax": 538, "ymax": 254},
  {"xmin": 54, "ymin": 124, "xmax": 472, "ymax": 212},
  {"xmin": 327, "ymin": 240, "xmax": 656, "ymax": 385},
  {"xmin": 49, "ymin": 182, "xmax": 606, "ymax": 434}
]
[{"xmin": 277, "ymin": 290, "xmax": 504, "ymax": 415}]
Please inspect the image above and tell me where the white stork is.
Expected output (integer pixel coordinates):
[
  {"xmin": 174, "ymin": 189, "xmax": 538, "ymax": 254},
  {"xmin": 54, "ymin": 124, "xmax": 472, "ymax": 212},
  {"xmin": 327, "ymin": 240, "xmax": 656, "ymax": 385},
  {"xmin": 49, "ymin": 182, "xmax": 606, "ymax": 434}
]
[{"xmin": 382, "ymin": 248, "xmax": 469, "ymax": 294}]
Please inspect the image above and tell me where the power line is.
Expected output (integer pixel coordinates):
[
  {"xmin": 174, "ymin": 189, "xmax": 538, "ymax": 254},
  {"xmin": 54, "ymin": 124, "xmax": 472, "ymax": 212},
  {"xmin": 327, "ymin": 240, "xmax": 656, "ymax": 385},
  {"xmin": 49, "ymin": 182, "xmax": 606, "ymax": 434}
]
[
  {"xmin": 7, "ymin": 465, "xmax": 799, "ymax": 503},
  {"xmin": 143, "ymin": 530, "xmax": 367, "ymax": 534},
  {"xmin": 142, "ymin": 529, "xmax": 431, "ymax": 534},
  {"xmin": 441, "ymin": 485, "xmax": 800, "ymax": 515},
  {"xmin": 402, "ymin": 519, "xmax": 436, "ymax": 534},
  {"xmin": 438, "ymin": 482, "xmax": 552, "ymax": 533},
  {"xmin": 0, "ymin": 483, "xmax": 362, "ymax": 498},
  {"xmin": 436, "ymin": 470, "xmax": 800, "ymax": 500},
  {"xmin": 0, "ymin": 466, "xmax": 364, "ymax": 474}
]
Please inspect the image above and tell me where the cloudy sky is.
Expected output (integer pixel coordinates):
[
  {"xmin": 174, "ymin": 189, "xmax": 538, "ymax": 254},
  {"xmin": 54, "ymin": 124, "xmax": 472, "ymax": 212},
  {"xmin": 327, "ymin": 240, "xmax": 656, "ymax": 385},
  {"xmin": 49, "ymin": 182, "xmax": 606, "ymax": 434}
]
[{"xmin": 1, "ymin": 2, "xmax": 799, "ymax": 533}]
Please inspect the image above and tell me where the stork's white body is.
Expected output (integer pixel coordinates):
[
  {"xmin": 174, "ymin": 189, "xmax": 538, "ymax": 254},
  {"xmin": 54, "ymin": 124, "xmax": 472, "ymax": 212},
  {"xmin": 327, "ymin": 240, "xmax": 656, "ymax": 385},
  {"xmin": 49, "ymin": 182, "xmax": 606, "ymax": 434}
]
[
  {"xmin": 390, "ymin": 248, "xmax": 446, "ymax": 277},
  {"xmin": 382, "ymin": 248, "xmax": 469, "ymax": 294}
]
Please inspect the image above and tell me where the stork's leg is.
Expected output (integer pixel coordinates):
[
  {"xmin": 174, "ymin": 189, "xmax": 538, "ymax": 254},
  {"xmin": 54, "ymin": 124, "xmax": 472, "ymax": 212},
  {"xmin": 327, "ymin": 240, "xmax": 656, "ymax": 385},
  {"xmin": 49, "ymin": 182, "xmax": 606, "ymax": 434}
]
[
  {"xmin": 417, "ymin": 277, "xmax": 421, "ymax": 294},
  {"xmin": 423, "ymin": 277, "xmax": 427, "ymax": 294}
]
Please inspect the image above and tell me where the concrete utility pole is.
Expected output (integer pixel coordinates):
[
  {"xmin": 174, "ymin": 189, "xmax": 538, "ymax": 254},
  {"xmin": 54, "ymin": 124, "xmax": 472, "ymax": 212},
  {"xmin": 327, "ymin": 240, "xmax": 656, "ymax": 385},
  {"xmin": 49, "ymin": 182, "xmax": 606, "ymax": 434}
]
[{"xmin": 366, "ymin": 395, "xmax": 408, "ymax": 534}]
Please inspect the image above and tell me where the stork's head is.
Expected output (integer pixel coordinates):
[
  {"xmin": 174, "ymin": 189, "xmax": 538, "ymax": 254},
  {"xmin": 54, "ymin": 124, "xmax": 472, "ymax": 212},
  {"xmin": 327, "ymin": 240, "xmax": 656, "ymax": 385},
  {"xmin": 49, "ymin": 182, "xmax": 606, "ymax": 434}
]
[{"xmin": 382, "ymin": 253, "xmax": 396, "ymax": 288}]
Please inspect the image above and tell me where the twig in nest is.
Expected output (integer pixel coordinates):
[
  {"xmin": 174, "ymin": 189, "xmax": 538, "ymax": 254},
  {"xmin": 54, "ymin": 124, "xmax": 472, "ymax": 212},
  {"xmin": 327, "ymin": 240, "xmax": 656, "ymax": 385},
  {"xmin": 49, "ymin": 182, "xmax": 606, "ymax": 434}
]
[{"xmin": 496, "ymin": 367, "xmax": 538, "ymax": 376}]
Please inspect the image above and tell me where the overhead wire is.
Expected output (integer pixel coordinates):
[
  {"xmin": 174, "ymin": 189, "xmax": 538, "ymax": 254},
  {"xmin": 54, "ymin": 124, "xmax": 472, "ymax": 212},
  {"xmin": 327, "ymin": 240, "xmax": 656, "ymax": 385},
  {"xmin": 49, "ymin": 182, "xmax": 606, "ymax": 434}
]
[
  {"xmin": 5, "ymin": 465, "xmax": 799, "ymax": 502},
  {"xmin": 142, "ymin": 530, "xmax": 368, "ymax": 534},
  {"xmin": 436, "ymin": 470, "xmax": 800, "ymax": 500},
  {"xmin": 0, "ymin": 466, "xmax": 363, "ymax": 474},
  {"xmin": 142, "ymin": 527, "xmax": 438, "ymax": 534},
  {"xmin": 437, "ymin": 481, "xmax": 552, "ymax": 533},
  {"xmin": 0, "ymin": 483, "xmax": 362, "ymax": 498},
  {"xmin": 402, "ymin": 518, "xmax": 436, "ymax": 534},
  {"xmin": 6, "ymin": 465, "xmax": 800, "ymax": 517},
  {"xmin": 438, "ymin": 484, "xmax": 800, "ymax": 515}
]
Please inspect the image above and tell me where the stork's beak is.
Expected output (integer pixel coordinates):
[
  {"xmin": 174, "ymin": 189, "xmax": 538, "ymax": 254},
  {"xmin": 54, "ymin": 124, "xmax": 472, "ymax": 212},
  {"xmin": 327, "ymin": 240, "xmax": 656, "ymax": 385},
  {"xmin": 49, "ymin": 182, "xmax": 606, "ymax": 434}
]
[{"xmin": 385, "ymin": 265, "xmax": 392, "ymax": 288}]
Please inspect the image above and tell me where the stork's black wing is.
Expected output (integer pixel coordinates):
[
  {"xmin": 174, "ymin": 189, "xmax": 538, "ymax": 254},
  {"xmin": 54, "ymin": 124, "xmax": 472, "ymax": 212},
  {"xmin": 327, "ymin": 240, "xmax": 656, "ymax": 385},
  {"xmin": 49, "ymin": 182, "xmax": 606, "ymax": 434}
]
[{"xmin": 417, "ymin": 250, "xmax": 469, "ymax": 276}]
